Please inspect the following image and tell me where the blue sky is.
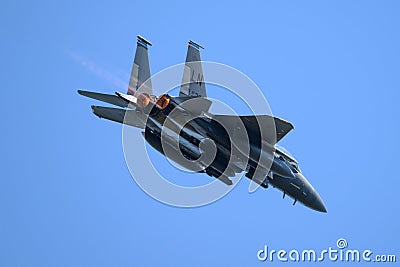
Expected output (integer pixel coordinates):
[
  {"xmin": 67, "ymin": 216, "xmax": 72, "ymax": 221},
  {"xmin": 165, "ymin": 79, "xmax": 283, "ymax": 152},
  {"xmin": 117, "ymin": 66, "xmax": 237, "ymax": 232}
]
[{"xmin": 1, "ymin": 0, "xmax": 399, "ymax": 266}]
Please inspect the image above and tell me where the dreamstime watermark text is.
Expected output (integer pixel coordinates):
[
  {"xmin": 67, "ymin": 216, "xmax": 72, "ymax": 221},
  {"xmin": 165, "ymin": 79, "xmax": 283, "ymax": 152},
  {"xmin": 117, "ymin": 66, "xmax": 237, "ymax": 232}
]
[{"xmin": 257, "ymin": 238, "xmax": 396, "ymax": 263}]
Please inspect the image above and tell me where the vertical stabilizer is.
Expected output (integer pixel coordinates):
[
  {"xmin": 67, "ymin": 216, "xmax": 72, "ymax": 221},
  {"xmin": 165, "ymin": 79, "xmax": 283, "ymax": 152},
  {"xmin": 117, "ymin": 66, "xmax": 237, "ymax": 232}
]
[
  {"xmin": 179, "ymin": 40, "xmax": 207, "ymax": 97},
  {"xmin": 128, "ymin": 35, "xmax": 153, "ymax": 95}
]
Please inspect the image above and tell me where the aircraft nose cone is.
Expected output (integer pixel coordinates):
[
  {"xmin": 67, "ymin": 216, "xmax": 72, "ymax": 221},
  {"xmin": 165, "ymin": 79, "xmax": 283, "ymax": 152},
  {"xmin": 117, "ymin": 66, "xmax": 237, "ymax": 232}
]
[
  {"xmin": 292, "ymin": 172, "xmax": 327, "ymax": 212},
  {"xmin": 311, "ymin": 193, "xmax": 327, "ymax": 213}
]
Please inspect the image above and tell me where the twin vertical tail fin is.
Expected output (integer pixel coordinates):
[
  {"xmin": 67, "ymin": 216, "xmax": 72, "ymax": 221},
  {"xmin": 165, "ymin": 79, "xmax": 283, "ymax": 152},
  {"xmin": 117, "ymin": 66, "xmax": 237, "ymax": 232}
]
[
  {"xmin": 127, "ymin": 37, "xmax": 206, "ymax": 99},
  {"xmin": 179, "ymin": 40, "xmax": 207, "ymax": 98},
  {"xmin": 128, "ymin": 35, "xmax": 153, "ymax": 96}
]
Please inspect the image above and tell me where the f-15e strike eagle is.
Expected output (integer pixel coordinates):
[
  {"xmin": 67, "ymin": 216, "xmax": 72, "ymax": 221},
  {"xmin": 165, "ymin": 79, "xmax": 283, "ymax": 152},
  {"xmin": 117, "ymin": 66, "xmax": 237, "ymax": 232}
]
[{"xmin": 78, "ymin": 35, "xmax": 327, "ymax": 212}]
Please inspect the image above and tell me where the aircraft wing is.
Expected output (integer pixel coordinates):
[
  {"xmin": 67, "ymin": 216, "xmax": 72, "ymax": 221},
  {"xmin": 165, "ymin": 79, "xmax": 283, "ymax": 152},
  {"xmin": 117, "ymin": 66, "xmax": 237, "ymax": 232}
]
[
  {"xmin": 212, "ymin": 115, "xmax": 294, "ymax": 145},
  {"xmin": 241, "ymin": 115, "xmax": 294, "ymax": 143},
  {"xmin": 91, "ymin": 106, "xmax": 146, "ymax": 128}
]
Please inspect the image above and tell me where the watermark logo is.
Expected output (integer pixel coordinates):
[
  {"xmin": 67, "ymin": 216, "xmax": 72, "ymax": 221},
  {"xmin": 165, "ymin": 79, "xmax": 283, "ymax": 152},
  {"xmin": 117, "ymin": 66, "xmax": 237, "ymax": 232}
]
[
  {"xmin": 257, "ymin": 238, "xmax": 396, "ymax": 263},
  {"xmin": 336, "ymin": 238, "xmax": 348, "ymax": 249}
]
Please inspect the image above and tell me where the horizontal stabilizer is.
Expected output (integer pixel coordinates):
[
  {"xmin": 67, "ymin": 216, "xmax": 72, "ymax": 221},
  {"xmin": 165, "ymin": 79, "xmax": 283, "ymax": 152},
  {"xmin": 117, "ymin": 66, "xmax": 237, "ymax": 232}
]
[
  {"xmin": 78, "ymin": 90, "xmax": 128, "ymax": 108},
  {"xmin": 91, "ymin": 106, "xmax": 146, "ymax": 129}
]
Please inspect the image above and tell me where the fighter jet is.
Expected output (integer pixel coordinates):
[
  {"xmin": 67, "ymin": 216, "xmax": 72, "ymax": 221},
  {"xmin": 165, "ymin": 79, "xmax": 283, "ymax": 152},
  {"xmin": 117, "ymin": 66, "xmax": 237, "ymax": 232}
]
[{"xmin": 78, "ymin": 35, "xmax": 327, "ymax": 212}]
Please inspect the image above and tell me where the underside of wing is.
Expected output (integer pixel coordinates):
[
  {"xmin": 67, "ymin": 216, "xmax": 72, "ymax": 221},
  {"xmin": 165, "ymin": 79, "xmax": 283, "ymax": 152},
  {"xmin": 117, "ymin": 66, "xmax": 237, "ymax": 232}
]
[
  {"xmin": 273, "ymin": 117, "xmax": 295, "ymax": 142},
  {"xmin": 91, "ymin": 106, "xmax": 146, "ymax": 128},
  {"xmin": 212, "ymin": 114, "xmax": 294, "ymax": 145},
  {"xmin": 239, "ymin": 115, "xmax": 294, "ymax": 144}
]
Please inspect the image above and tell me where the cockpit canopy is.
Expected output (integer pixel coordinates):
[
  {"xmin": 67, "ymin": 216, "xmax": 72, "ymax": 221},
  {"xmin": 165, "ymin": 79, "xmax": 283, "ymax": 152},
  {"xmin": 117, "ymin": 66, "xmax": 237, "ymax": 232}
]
[{"xmin": 275, "ymin": 145, "xmax": 301, "ymax": 172}]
